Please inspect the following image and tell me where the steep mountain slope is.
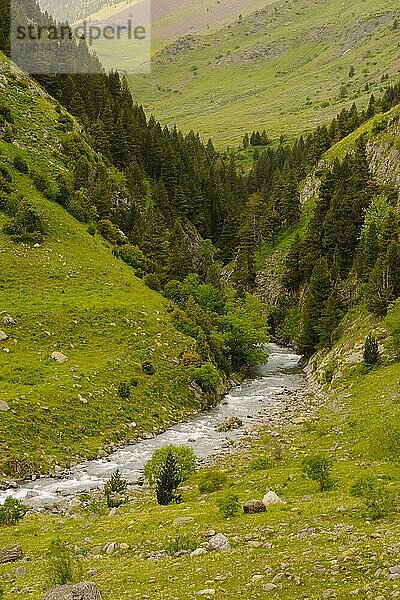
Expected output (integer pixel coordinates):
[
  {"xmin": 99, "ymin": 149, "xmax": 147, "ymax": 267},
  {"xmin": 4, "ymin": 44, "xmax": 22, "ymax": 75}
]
[
  {"xmin": 0, "ymin": 54, "xmax": 201, "ymax": 480},
  {"xmin": 129, "ymin": 0, "xmax": 400, "ymax": 146}
]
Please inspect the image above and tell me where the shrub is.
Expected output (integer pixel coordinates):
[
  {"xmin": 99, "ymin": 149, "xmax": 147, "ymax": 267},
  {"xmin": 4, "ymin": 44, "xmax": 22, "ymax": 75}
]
[
  {"xmin": 363, "ymin": 486, "xmax": 397, "ymax": 520},
  {"xmin": 164, "ymin": 533, "xmax": 197, "ymax": 556},
  {"xmin": 87, "ymin": 222, "xmax": 96, "ymax": 236},
  {"xmin": 31, "ymin": 169, "xmax": 57, "ymax": 200},
  {"xmin": 180, "ymin": 350, "xmax": 202, "ymax": 367},
  {"xmin": 104, "ymin": 469, "xmax": 128, "ymax": 508},
  {"xmin": 189, "ymin": 362, "xmax": 220, "ymax": 393},
  {"xmin": 350, "ymin": 474, "xmax": 377, "ymax": 498},
  {"xmin": 98, "ymin": 219, "xmax": 127, "ymax": 245},
  {"xmin": 47, "ymin": 539, "xmax": 74, "ymax": 586},
  {"xmin": 144, "ymin": 445, "xmax": 196, "ymax": 485},
  {"xmin": 142, "ymin": 361, "xmax": 155, "ymax": 375},
  {"xmin": 250, "ymin": 456, "xmax": 273, "ymax": 471},
  {"xmin": 156, "ymin": 450, "xmax": 182, "ymax": 505},
  {"xmin": 3, "ymin": 201, "xmax": 46, "ymax": 244},
  {"xmin": 13, "ymin": 154, "xmax": 29, "ymax": 174},
  {"xmin": 0, "ymin": 104, "xmax": 14, "ymax": 125},
  {"xmin": 198, "ymin": 470, "xmax": 227, "ymax": 493},
  {"xmin": 302, "ymin": 455, "xmax": 335, "ymax": 491},
  {"xmin": 218, "ymin": 493, "xmax": 240, "ymax": 518},
  {"xmin": 364, "ymin": 333, "xmax": 379, "ymax": 365},
  {"xmin": 0, "ymin": 497, "xmax": 27, "ymax": 525},
  {"xmin": 143, "ymin": 273, "xmax": 161, "ymax": 291},
  {"xmin": 118, "ymin": 381, "xmax": 131, "ymax": 399}
]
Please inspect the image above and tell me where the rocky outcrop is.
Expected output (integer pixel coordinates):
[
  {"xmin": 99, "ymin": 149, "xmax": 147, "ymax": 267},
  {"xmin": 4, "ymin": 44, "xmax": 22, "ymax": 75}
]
[{"xmin": 0, "ymin": 545, "xmax": 23, "ymax": 564}]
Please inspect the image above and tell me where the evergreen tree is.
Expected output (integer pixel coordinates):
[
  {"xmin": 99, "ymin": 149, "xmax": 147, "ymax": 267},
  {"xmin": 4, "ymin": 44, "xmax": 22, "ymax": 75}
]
[
  {"xmin": 297, "ymin": 258, "xmax": 330, "ymax": 356},
  {"xmin": 363, "ymin": 333, "xmax": 379, "ymax": 365},
  {"xmin": 156, "ymin": 451, "xmax": 182, "ymax": 505}
]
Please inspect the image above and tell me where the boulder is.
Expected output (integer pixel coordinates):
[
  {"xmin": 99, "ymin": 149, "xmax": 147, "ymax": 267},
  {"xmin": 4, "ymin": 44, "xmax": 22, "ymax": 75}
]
[
  {"xmin": 262, "ymin": 491, "xmax": 285, "ymax": 506},
  {"xmin": 0, "ymin": 401, "xmax": 10, "ymax": 412},
  {"xmin": 43, "ymin": 582, "xmax": 102, "ymax": 600},
  {"xmin": 243, "ymin": 500, "xmax": 266, "ymax": 514},
  {"xmin": 51, "ymin": 352, "xmax": 68, "ymax": 364},
  {"xmin": 206, "ymin": 533, "xmax": 231, "ymax": 551},
  {"xmin": 216, "ymin": 416, "xmax": 243, "ymax": 432},
  {"xmin": 174, "ymin": 516, "xmax": 195, "ymax": 525},
  {"xmin": 191, "ymin": 547, "xmax": 207, "ymax": 557},
  {"xmin": 0, "ymin": 545, "xmax": 23, "ymax": 564},
  {"xmin": 0, "ymin": 331, "xmax": 8, "ymax": 341},
  {"xmin": 2, "ymin": 316, "xmax": 17, "ymax": 326}
]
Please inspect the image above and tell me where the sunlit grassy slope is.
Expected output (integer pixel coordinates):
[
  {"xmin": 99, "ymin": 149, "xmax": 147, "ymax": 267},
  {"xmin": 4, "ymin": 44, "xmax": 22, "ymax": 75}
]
[
  {"xmin": 0, "ymin": 54, "xmax": 198, "ymax": 479},
  {"xmin": 129, "ymin": 0, "xmax": 400, "ymax": 147}
]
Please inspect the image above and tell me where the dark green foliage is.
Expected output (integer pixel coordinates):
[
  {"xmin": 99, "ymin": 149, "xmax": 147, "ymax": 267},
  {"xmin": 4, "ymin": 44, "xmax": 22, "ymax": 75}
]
[
  {"xmin": 0, "ymin": 497, "xmax": 26, "ymax": 526},
  {"xmin": 218, "ymin": 493, "xmax": 240, "ymax": 518},
  {"xmin": 302, "ymin": 455, "xmax": 335, "ymax": 491},
  {"xmin": 164, "ymin": 533, "xmax": 197, "ymax": 556},
  {"xmin": 250, "ymin": 457, "xmax": 273, "ymax": 470},
  {"xmin": 189, "ymin": 362, "xmax": 220, "ymax": 393},
  {"xmin": 145, "ymin": 445, "xmax": 196, "ymax": 486},
  {"xmin": 142, "ymin": 361, "xmax": 155, "ymax": 375},
  {"xmin": 104, "ymin": 469, "xmax": 128, "ymax": 508},
  {"xmin": 156, "ymin": 451, "xmax": 182, "ymax": 505},
  {"xmin": 13, "ymin": 154, "xmax": 29, "ymax": 174},
  {"xmin": 3, "ymin": 201, "xmax": 46, "ymax": 244},
  {"xmin": 47, "ymin": 539, "xmax": 74, "ymax": 586},
  {"xmin": 363, "ymin": 334, "xmax": 379, "ymax": 365},
  {"xmin": 117, "ymin": 382, "xmax": 131, "ymax": 399},
  {"xmin": 367, "ymin": 241, "xmax": 400, "ymax": 315}
]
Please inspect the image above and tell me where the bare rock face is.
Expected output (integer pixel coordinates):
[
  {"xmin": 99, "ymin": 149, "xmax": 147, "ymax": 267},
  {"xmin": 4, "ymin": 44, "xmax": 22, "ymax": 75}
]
[
  {"xmin": 43, "ymin": 582, "xmax": 102, "ymax": 600},
  {"xmin": 0, "ymin": 545, "xmax": 23, "ymax": 564}
]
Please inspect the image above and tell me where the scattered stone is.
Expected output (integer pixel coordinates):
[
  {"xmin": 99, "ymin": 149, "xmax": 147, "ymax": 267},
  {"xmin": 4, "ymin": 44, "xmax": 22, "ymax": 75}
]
[
  {"xmin": 0, "ymin": 401, "xmax": 10, "ymax": 412},
  {"xmin": 206, "ymin": 533, "xmax": 231, "ymax": 551},
  {"xmin": 262, "ymin": 491, "xmax": 285, "ymax": 506},
  {"xmin": 2, "ymin": 316, "xmax": 17, "ymax": 326},
  {"xmin": 15, "ymin": 566, "xmax": 26, "ymax": 578},
  {"xmin": 216, "ymin": 416, "xmax": 243, "ymax": 432},
  {"xmin": 196, "ymin": 590, "xmax": 215, "ymax": 596},
  {"xmin": 103, "ymin": 542, "xmax": 119, "ymax": 554},
  {"xmin": 108, "ymin": 508, "xmax": 119, "ymax": 517},
  {"xmin": 0, "ymin": 331, "xmax": 8, "ymax": 341},
  {"xmin": 174, "ymin": 516, "xmax": 195, "ymax": 525},
  {"xmin": 78, "ymin": 394, "xmax": 88, "ymax": 404},
  {"xmin": 51, "ymin": 352, "xmax": 68, "ymax": 364},
  {"xmin": 389, "ymin": 566, "xmax": 400, "ymax": 575},
  {"xmin": 43, "ymin": 582, "xmax": 102, "ymax": 599},
  {"xmin": 119, "ymin": 543, "xmax": 129, "ymax": 551},
  {"xmin": 243, "ymin": 500, "xmax": 266, "ymax": 514},
  {"xmin": 0, "ymin": 545, "xmax": 23, "ymax": 564},
  {"xmin": 263, "ymin": 583, "xmax": 277, "ymax": 591},
  {"xmin": 191, "ymin": 548, "xmax": 207, "ymax": 557}
]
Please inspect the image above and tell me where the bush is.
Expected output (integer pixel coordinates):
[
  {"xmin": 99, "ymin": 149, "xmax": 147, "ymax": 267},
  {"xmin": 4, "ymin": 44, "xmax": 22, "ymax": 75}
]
[
  {"xmin": 164, "ymin": 533, "xmax": 197, "ymax": 556},
  {"xmin": 142, "ymin": 361, "xmax": 155, "ymax": 375},
  {"xmin": 364, "ymin": 333, "xmax": 379, "ymax": 365},
  {"xmin": 47, "ymin": 538, "xmax": 74, "ymax": 586},
  {"xmin": 0, "ymin": 497, "xmax": 27, "ymax": 525},
  {"xmin": 143, "ymin": 273, "xmax": 161, "ymax": 291},
  {"xmin": 13, "ymin": 154, "xmax": 29, "ymax": 174},
  {"xmin": 87, "ymin": 222, "xmax": 96, "ymax": 236},
  {"xmin": 189, "ymin": 362, "xmax": 220, "ymax": 393},
  {"xmin": 31, "ymin": 169, "xmax": 57, "ymax": 200},
  {"xmin": 218, "ymin": 493, "xmax": 240, "ymax": 518},
  {"xmin": 3, "ymin": 201, "xmax": 46, "ymax": 244},
  {"xmin": 98, "ymin": 219, "xmax": 127, "ymax": 245},
  {"xmin": 104, "ymin": 469, "xmax": 128, "ymax": 508},
  {"xmin": 0, "ymin": 104, "xmax": 14, "ymax": 125},
  {"xmin": 250, "ymin": 457, "xmax": 273, "ymax": 471},
  {"xmin": 363, "ymin": 486, "xmax": 397, "ymax": 520},
  {"xmin": 198, "ymin": 470, "xmax": 227, "ymax": 493},
  {"xmin": 118, "ymin": 381, "xmax": 131, "ymax": 399},
  {"xmin": 302, "ymin": 455, "xmax": 335, "ymax": 491},
  {"xmin": 180, "ymin": 350, "xmax": 202, "ymax": 367},
  {"xmin": 144, "ymin": 445, "xmax": 196, "ymax": 485},
  {"xmin": 350, "ymin": 474, "xmax": 376, "ymax": 497}
]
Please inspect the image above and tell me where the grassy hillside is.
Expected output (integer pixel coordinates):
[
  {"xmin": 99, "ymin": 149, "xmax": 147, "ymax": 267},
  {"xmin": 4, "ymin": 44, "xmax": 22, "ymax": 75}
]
[
  {"xmin": 1, "ymin": 306, "xmax": 400, "ymax": 599},
  {"xmin": 129, "ymin": 0, "xmax": 400, "ymax": 146},
  {"xmin": 0, "ymin": 55, "xmax": 200, "ymax": 480}
]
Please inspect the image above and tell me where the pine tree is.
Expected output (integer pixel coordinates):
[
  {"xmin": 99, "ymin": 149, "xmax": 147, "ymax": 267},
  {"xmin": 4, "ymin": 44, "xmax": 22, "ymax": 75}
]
[
  {"xmin": 297, "ymin": 258, "xmax": 330, "ymax": 356},
  {"xmin": 156, "ymin": 451, "xmax": 182, "ymax": 505},
  {"xmin": 367, "ymin": 241, "xmax": 400, "ymax": 315}
]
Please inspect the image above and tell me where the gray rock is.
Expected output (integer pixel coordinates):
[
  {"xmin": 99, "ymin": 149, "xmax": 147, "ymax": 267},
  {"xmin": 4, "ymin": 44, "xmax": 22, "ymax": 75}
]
[
  {"xmin": 51, "ymin": 352, "xmax": 68, "ymax": 364},
  {"xmin": 0, "ymin": 331, "xmax": 8, "ymax": 341},
  {"xmin": 196, "ymin": 590, "xmax": 215, "ymax": 596},
  {"xmin": 216, "ymin": 416, "xmax": 243, "ymax": 432},
  {"xmin": 389, "ymin": 565, "xmax": 400, "ymax": 575},
  {"xmin": 0, "ymin": 545, "xmax": 23, "ymax": 564},
  {"xmin": 43, "ymin": 582, "xmax": 102, "ymax": 599},
  {"xmin": 262, "ymin": 491, "xmax": 285, "ymax": 506},
  {"xmin": 2, "ymin": 316, "xmax": 17, "ymax": 326},
  {"xmin": 0, "ymin": 401, "xmax": 10, "ymax": 412},
  {"xmin": 263, "ymin": 583, "xmax": 277, "ymax": 591},
  {"xmin": 15, "ymin": 566, "xmax": 26, "ymax": 577},
  {"xmin": 190, "ymin": 548, "xmax": 207, "ymax": 557},
  {"xmin": 243, "ymin": 500, "xmax": 266, "ymax": 514},
  {"xmin": 206, "ymin": 533, "xmax": 231, "ymax": 551}
]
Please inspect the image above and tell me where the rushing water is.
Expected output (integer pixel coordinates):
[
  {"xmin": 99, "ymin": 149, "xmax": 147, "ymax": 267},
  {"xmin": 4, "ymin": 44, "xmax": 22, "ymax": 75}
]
[{"xmin": 0, "ymin": 343, "xmax": 303, "ymax": 507}]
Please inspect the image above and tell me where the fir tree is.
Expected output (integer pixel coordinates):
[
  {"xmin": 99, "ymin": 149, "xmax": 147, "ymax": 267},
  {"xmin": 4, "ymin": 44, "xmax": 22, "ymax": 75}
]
[
  {"xmin": 363, "ymin": 334, "xmax": 379, "ymax": 365},
  {"xmin": 156, "ymin": 451, "xmax": 182, "ymax": 505}
]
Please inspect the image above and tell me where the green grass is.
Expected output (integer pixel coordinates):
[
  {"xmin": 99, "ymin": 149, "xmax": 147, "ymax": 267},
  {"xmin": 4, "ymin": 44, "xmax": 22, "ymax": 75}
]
[
  {"xmin": 129, "ymin": 0, "xmax": 400, "ymax": 147},
  {"xmin": 0, "ymin": 55, "xmax": 200, "ymax": 479},
  {"xmin": 1, "ymin": 302, "xmax": 400, "ymax": 598}
]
